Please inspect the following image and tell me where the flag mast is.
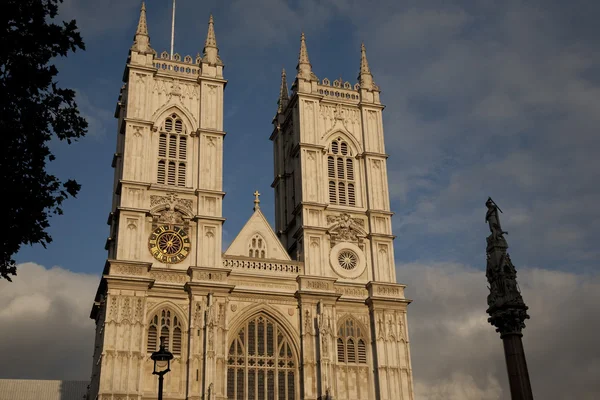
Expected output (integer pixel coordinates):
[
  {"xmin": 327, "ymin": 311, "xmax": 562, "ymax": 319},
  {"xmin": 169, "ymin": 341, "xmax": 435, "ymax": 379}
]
[{"xmin": 170, "ymin": 0, "xmax": 176, "ymax": 59}]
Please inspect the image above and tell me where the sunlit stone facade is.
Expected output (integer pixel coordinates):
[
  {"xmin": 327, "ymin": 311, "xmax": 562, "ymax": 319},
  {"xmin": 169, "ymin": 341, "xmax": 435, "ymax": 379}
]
[{"xmin": 88, "ymin": 4, "xmax": 414, "ymax": 400}]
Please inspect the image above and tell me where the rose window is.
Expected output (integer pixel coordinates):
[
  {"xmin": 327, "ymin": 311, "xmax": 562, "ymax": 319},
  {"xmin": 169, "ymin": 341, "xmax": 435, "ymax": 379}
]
[{"xmin": 338, "ymin": 250, "xmax": 358, "ymax": 270}]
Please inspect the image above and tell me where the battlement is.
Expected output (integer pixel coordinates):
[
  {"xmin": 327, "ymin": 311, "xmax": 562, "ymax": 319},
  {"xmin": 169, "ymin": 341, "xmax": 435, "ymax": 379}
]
[
  {"xmin": 152, "ymin": 51, "xmax": 200, "ymax": 77},
  {"xmin": 315, "ymin": 77, "xmax": 361, "ymax": 101}
]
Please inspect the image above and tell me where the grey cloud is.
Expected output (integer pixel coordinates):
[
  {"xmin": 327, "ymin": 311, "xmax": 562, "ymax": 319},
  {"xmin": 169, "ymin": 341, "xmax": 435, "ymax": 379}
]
[
  {"xmin": 399, "ymin": 262, "xmax": 600, "ymax": 400},
  {"xmin": 0, "ymin": 263, "xmax": 97, "ymax": 380}
]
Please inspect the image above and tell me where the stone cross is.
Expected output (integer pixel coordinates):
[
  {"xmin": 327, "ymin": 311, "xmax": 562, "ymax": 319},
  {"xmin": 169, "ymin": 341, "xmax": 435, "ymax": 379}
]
[{"xmin": 253, "ymin": 190, "xmax": 260, "ymax": 210}]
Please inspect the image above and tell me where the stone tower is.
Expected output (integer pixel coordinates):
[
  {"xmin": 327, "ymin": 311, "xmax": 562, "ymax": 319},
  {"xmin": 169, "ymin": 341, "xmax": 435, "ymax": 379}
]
[{"xmin": 88, "ymin": 5, "xmax": 414, "ymax": 400}]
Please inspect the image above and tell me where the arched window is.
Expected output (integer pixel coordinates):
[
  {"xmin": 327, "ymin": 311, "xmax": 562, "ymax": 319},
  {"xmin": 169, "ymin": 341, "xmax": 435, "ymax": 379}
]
[
  {"xmin": 157, "ymin": 114, "xmax": 187, "ymax": 187},
  {"xmin": 248, "ymin": 234, "xmax": 267, "ymax": 259},
  {"xmin": 328, "ymin": 137, "xmax": 357, "ymax": 206},
  {"xmin": 227, "ymin": 314, "xmax": 297, "ymax": 400},
  {"xmin": 337, "ymin": 318, "xmax": 367, "ymax": 365},
  {"xmin": 147, "ymin": 309, "xmax": 183, "ymax": 356}
]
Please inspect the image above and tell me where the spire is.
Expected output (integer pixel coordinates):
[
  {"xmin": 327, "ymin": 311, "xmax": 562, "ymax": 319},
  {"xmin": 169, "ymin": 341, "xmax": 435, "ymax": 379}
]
[
  {"xmin": 277, "ymin": 69, "xmax": 289, "ymax": 113},
  {"xmin": 358, "ymin": 43, "xmax": 373, "ymax": 90},
  {"xmin": 296, "ymin": 33, "xmax": 312, "ymax": 79},
  {"xmin": 132, "ymin": 2, "xmax": 152, "ymax": 53}
]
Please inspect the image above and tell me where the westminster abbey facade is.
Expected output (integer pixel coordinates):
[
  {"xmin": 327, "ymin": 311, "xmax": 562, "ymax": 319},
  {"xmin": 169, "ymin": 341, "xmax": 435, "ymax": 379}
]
[{"xmin": 87, "ymin": 4, "xmax": 415, "ymax": 400}]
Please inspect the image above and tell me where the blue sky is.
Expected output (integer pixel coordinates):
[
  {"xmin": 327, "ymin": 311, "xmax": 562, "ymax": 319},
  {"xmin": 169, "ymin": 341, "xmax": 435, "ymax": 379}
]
[{"xmin": 4, "ymin": 0, "xmax": 600, "ymax": 398}]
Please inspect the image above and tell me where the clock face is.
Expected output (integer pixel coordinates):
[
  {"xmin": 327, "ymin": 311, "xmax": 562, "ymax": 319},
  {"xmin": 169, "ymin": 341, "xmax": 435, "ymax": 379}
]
[{"xmin": 148, "ymin": 225, "xmax": 191, "ymax": 264}]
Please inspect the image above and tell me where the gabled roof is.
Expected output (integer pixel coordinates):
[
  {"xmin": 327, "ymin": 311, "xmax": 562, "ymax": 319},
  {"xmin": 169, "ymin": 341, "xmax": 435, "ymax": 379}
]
[{"xmin": 224, "ymin": 207, "xmax": 291, "ymax": 261}]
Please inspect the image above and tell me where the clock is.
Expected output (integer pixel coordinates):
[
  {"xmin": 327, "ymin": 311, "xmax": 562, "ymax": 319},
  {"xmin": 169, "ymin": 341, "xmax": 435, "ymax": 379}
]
[{"xmin": 148, "ymin": 225, "xmax": 191, "ymax": 264}]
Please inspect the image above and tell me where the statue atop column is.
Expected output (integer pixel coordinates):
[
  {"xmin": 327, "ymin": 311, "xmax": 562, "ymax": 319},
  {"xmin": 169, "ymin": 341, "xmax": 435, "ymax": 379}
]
[
  {"xmin": 484, "ymin": 198, "xmax": 533, "ymax": 399},
  {"xmin": 486, "ymin": 197, "xmax": 508, "ymax": 243}
]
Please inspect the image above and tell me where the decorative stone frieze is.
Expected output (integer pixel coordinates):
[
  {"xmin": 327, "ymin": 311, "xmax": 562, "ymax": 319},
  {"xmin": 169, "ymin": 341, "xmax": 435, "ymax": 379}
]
[
  {"xmin": 298, "ymin": 276, "xmax": 337, "ymax": 293},
  {"xmin": 149, "ymin": 268, "xmax": 189, "ymax": 284},
  {"xmin": 367, "ymin": 282, "xmax": 406, "ymax": 299},
  {"xmin": 335, "ymin": 285, "xmax": 368, "ymax": 298},
  {"xmin": 109, "ymin": 262, "xmax": 150, "ymax": 277}
]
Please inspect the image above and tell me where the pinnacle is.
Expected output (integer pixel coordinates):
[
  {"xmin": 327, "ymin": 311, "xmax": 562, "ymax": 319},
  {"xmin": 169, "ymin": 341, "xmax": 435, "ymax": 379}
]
[
  {"xmin": 298, "ymin": 32, "xmax": 310, "ymax": 66},
  {"xmin": 358, "ymin": 42, "xmax": 373, "ymax": 89},
  {"xmin": 205, "ymin": 14, "xmax": 217, "ymax": 49},
  {"xmin": 132, "ymin": 1, "xmax": 152, "ymax": 53},
  {"xmin": 277, "ymin": 68, "xmax": 290, "ymax": 113},
  {"xmin": 360, "ymin": 43, "xmax": 371, "ymax": 76},
  {"xmin": 136, "ymin": 2, "xmax": 149, "ymax": 36}
]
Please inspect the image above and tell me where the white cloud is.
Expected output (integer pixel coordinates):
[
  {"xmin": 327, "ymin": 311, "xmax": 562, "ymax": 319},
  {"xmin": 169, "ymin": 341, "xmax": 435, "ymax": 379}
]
[
  {"xmin": 0, "ymin": 263, "xmax": 98, "ymax": 380},
  {"xmin": 399, "ymin": 261, "xmax": 600, "ymax": 400}
]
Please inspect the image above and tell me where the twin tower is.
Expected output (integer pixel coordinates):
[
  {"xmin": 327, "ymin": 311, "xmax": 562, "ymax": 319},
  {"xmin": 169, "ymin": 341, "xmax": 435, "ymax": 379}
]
[{"xmin": 88, "ymin": 3, "xmax": 415, "ymax": 400}]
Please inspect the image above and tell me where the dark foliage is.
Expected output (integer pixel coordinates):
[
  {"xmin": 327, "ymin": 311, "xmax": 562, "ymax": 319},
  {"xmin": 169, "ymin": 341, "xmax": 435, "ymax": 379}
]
[{"xmin": 0, "ymin": 0, "xmax": 87, "ymax": 281}]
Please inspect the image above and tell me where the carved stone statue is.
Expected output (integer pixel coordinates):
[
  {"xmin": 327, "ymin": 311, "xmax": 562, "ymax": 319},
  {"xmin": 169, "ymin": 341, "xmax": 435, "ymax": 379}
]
[{"xmin": 485, "ymin": 197, "xmax": 508, "ymax": 243}]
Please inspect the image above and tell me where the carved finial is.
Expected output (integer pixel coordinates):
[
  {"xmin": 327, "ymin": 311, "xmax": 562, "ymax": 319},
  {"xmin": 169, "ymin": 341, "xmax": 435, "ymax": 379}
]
[
  {"xmin": 296, "ymin": 32, "xmax": 312, "ymax": 79},
  {"xmin": 277, "ymin": 68, "xmax": 289, "ymax": 113},
  {"xmin": 358, "ymin": 43, "xmax": 373, "ymax": 90},
  {"xmin": 131, "ymin": 2, "xmax": 153, "ymax": 53},
  {"xmin": 202, "ymin": 14, "xmax": 219, "ymax": 64},
  {"xmin": 253, "ymin": 190, "xmax": 261, "ymax": 210}
]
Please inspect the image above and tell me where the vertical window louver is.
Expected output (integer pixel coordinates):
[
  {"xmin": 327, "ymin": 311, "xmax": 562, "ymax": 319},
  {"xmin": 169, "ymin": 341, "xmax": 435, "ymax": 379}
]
[
  {"xmin": 337, "ymin": 318, "xmax": 368, "ymax": 365},
  {"xmin": 358, "ymin": 339, "xmax": 367, "ymax": 363},
  {"xmin": 338, "ymin": 182, "xmax": 346, "ymax": 204},
  {"xmin": 157, "ymin": 160, "xmax": 166, "ymax": 184},
  {"xmin": 328, "ymin": 157, "xmax": 335, "ymax": 178},
  {"xmin": 179, "ymin": 137, "xmax": 187, "ymax": 159},
  {"xmin": 168, "ymin": 162, "xmax": 176, "ymax": 185},
  {"xmin": 329, "ymin": 181, "xmax": 336, "ymax": 203},
  {"xmin": 159, "ymin": 134, "xmax": 167, "ymax": 157},
  {"xmin": 348, "ymin": 184, "xmax": 356, "ymax": 206},
  {"xmin": 157, "ymin": 114, "xmax": 188, "ymax": 187},
  {"xmin": 337, "ymin": 338, "xmax": 345, "ymax": 362},
  {"xmin": 177, "ymin": 163, "xmax": 186, "ymax": 187},
  {"xmin": 327, "ymin": 138, "xmax": 357, "ymax": 206},
  {"xmin": 147, "ymin": 315, "xmax": 158, "ymax": 352},
  {"xmin": 337, "ymin": 158, "xmax": 344, "ymax": 179},
  {"xmin": 147, "ymin": 309, "xmax": 183, "ymax": 356},
  {"xmin": 346, "ymin": 159, "xmax": 354, "ymax": 180},
  {"xmin": 347, "ymin": 338, "xmax": 356, "ymax": 363},
  {"xmin": 172, "ymin": 327, "xmax": 182, "ymax": 355}
]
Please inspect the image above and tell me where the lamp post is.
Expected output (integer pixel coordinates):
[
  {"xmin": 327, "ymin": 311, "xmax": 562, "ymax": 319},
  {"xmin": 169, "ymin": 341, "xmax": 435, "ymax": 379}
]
[{"xmin": 151, "ymin": 336, "xmax": 174, "ymax": 400}]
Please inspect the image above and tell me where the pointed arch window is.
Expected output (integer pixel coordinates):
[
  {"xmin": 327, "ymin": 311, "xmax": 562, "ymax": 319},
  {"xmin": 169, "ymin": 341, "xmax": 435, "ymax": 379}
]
[
  {"xmin": 157, "ymin": 114, "xmax": 187, "ymax": 187},
  {"xmin": 248, "ymin": 234, "xmax": 267, "ymax": 259},
  {"xmin": 147, "ymin": 309, "xmax": 183, "ymax": 356},
  {"xmin": 337, "ymin": 317, "xmax": 368, "ymax": 365},
  {"xmin": 328, "ymin": 137, "xmax": 357, "ymax": 206},
  {"xmin": 227, "ymin": 314, "xmax": 297, "ymax": 400}
]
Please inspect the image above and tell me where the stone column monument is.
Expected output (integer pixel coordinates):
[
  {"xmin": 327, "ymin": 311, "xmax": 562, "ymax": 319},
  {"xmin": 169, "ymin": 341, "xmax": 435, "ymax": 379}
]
[{"xmin": 485, "ymin": 197, "xmax": 534, "ymax": 400}]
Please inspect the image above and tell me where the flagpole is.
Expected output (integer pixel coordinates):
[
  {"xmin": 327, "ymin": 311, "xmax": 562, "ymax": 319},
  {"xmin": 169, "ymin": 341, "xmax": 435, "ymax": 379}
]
[{"xmin": 170, "ymin": 0, "xmax": 176, "ymax": 59}]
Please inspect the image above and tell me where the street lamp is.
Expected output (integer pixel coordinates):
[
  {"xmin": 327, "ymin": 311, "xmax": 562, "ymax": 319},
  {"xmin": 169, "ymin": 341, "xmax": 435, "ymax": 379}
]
[{"xmin": 151, "ymin": 336, "xmax": 174, "ymax": 400}]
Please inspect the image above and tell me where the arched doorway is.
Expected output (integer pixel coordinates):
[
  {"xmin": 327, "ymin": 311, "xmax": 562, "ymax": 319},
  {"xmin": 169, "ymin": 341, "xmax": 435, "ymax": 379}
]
[{"xmin": 227, "ymin": 313, "xmax": 298, "ymax": 400}]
